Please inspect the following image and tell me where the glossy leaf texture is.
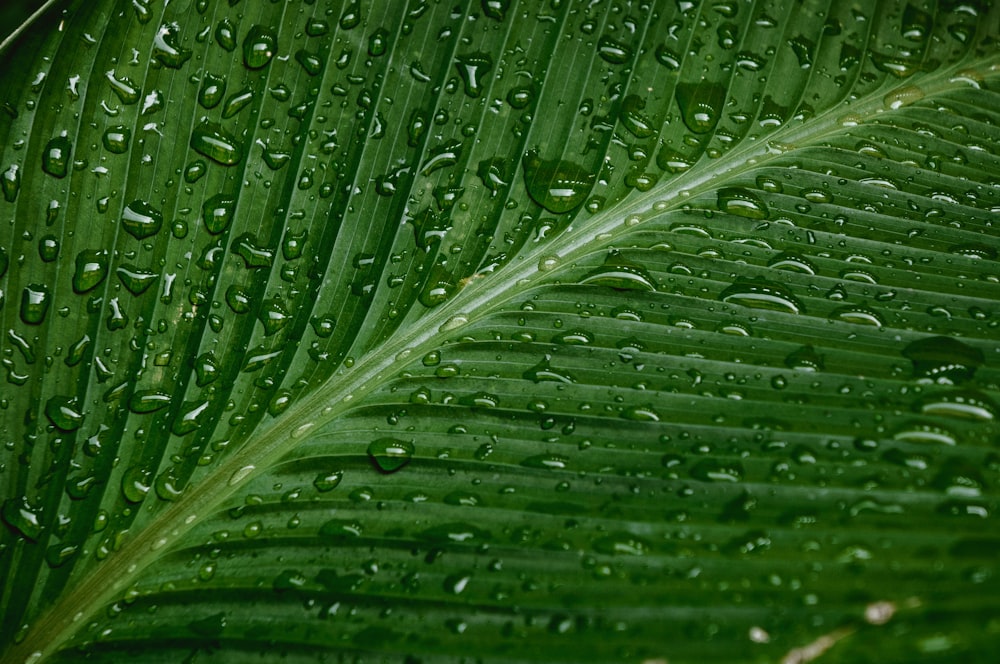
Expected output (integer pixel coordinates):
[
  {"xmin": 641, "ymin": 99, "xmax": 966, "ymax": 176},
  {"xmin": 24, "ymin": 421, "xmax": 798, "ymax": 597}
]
[{"xmin": 1, "ymin": 1, "xmax": 999, "ymax": 662}]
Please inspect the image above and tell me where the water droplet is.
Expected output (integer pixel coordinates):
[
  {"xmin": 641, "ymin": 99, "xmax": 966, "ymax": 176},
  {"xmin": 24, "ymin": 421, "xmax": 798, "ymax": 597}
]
[
  {"xmin": 421, "ymin": 140, "xmax": 463, "ymax": 176},
  {"xmin": 597, "ymin": 35, "xmax": 633, "ymax": 64},
  {"xmin": 198, "ymin": 73, "xmax": 226, "ymax": 109},
  {"xmin": 242, "ymin": 25, "xmax": 277, "ymax": 69},
  {"xmin": 42, "ymin": 136, "xmax": 72, "ymax": 178},
  {"xmin": 902, "ymin": 336, "xmax": 983, "ymax": 384},
  {"xmin": 202, "ymin": 193, "xmax": 236, "ymax": 233},
  {"xmin": 314, "ymin": 470, "xmax": 344, "ymax": 492},
  {"xmin": 482, "ymin": 0, "xmax": 510, "ymax": 21},
  {"xmin": 190, "ymin": 121, "xmax": 244, "ymax": 166},
  {"xmin": 454, "ymin": 52, "xmax": 493, "ymax": 98},
  {"xmin": 676, "ymin": 81, "xmax": 726, "ymax": 134},
  {"xmin": 580, "ymin": 251, "xmax": 657, "ymax": 291},
  {"xmin": 1, "ymin": 496, "xmax": 43, "ymax": 542},
  {"xmin": 1, "ymin": 164, "xmax": 19, "ymax": 202},
  {"xmin": 116, "ymin": 265, "xmax": 158, "ymax": 295},
  {"xmin": 522, "ymin": 149, "xmax": 595, "ymax": 214},
  {"xmin": 121, "ymin": 466, "xmax": 152, "ymax": 503},
  {"xmin": 477, "ymin": 157, "xmax": 511, "ymax": 196},
  {"xmin": 829, "ymin": 305, "xmax": 884, "ymax": 327},
  {"xmin": 215, "ymin": 18, "xmax": 236, "ymax": 50},
  {"xmin": 418, "ymin": 522, "xmax": 492, "ymax": 545},
  {"xmin": 520, "ymin": 454, "xmax": 569, "ymax": 470},
  {"xmin": 916, "ymin": 390, "xmax": 996, "ymax": 421},
  {"xmin": 368, "ymin": 438, "xmax": 415, "ymax": 473},
  {"xmin": 129, "ymin": 390, "xmax": 171, "ymax": 413},
  {"xmin": 257, "ymin": 297, "xmax": 290, "ymax": 336},
  {"xmin": 233, "ymin": 233, "xmax": 275, "ymax": 267},
  {"xmin": 105, "ymin": 69, "xmax": 140, "ymax": 104},
  {"xmin": 717, "ymin": 187, "xmax": 769, "ymax": 219},
  {"xmin": 153, "ymin": 23, "xmax": 192, "ymax": 68},
  {"xmin": 339, "ymin": 0, "xmax": 361, "ymax": 29},
  {"xmin": 506, "ymin": 85, "xmax": 532, "ymax": 109},
  {"xmin": 102, "ymin": 126, "xmax": 131, "ymax": 153},
  {"xmin": 319, "ymin": 519, "xmax": 363, "ymax": 540},
  {"xmin": 172, "ymin": 400, "xmax": 211, "ymax": 436},
  {"xmin": 121, "ymin": 200, "xmax": 163, "ymax": 239},
  {"xmin": 20, "ymin": 284, "xmax": 51, "ymax": 324},
  {"xmin": 229, "ymin": 465, "xmax": 256, "ymax": 486},
  {"xmin": 619, "ymin": 94, "xmax": 655, "ymax": 138},
  {"xmin": 720, "ymin": 279, "xmax": 802, "ymax": 314},
  {"xmin": 592, "ymin": 532, "xmax": 650, "ymax": 556},
  {"xmin": 45, "ymin": 396, "xmax": 84, "ymax": 431},
  {"xmin": 690, "ymin": 459, "xmax": 744, "ymax": 482},
  {"xmin": 295, "ymin": 49, "xmax": 323, "ymax": 76}
]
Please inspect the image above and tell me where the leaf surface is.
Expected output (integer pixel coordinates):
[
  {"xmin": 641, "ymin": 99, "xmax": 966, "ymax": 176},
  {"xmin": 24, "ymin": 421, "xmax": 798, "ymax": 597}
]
[{"xmin": 1, "ymin": 1, "xmax": 999, "ymax": 662}]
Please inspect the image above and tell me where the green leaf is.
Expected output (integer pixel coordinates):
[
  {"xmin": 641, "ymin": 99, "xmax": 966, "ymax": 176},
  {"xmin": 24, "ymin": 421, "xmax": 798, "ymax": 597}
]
[{"xmin": 2, "ymin": 1, "xmax": 999, "ymax": 662}]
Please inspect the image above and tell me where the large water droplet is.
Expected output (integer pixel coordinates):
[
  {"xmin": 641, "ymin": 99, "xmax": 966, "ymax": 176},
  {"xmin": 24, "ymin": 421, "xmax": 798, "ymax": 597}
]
[
  {"xmin": 105, "ymin": 69, "xmax": 141, "ymax": 104},
  {"xmin": 42, "ymin": 136, "xmax": 72, "ymax": 178},
  {"xmin": 129, "ymin": 390, "xmax": 172, "ymax": 414},
  {"xmin": 1, "ymin": 164, "xmax": 19, "ymax": 202},
  {"xmin": 202, "ymin": 193, "xmax": 236, "ymax": 234},
  {"xmin": 190, "ymin": 121, "xmax": 244, "ymax": 166},
  {"xmin": 116, "ymin": 265, "xmax": 159, "ymax": 295},
  {"xmin": 717, "ymin": 186, "xmax": 769, "ymax": 219},
  {"xmin": 720, "ymin": 279, "xmax": 802, "ymax": 314},
  {"xmin": 122, "ymin": 200, "xmax": 163, "ymax": 239},
  {"xmin": 102, "ymin": 126, "xmax": 131, "ymax": 153},
  {"xmin": 522, "ymin": 149, "xmax": 595, "ymax": 214},
  {"xmin": 153, "ymin": 23, "xmax": 193, "ymax": 68},
  {"xmin": 243, "ymin": 25, "xmax": 277, "ymax": 69},
  {"xmin": 20, "ymin": 284, "xmax": 51, "ymax": 324},
  {"xmin": 454, "ymin": 52, "xmax": 493, "ymax": 98},
  {"xmin": 676, "ymin": 81, "xmax": 726, "ymax": 134},
  {"xmin": 523, "ymin": 355, "xmax": 576, "ymax": 384},
  {"xmin": 45, "ymin": 396, "xmax": 84, "ymax": 431},
  {"xmin": 198, "ymin": 73, "xmax": 226, "ymax": 109},
  {"xmin": 902, "ymin": 336, "xmax": 983, "ymax": 385},
  {"xmin": 368, "ymin": 438, "xmax": 415, "ymax": 473},
  {"xmin": 580, "ymin": 251, "xmax": 657, "ymax": 291},
  {"xmin": 1, "ymin": 497, "xmax": 43, "ymax": 542}
]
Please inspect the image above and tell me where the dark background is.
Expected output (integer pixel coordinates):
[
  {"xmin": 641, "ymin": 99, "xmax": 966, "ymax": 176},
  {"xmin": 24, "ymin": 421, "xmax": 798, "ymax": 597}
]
[{"xmin": 1, "ymin": 0, "xmax": 48, "ymax": 46}]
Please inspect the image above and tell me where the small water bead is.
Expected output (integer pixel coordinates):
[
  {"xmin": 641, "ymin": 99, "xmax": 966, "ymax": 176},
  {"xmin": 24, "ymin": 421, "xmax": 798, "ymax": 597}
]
[
  {"xmin": 42, "ymin": 136, "xmax": 72, "ymax": 178},
  {"xmin": 38, "ymin": 236, "xmax": 59, "ymax": 262},
  {"xmin": 314, "ymin": 470, "xmax": 343, "ymax": 492},
  {"xmin": 368, "ymin": 27, "xmax": 389, "ymax": 56}
]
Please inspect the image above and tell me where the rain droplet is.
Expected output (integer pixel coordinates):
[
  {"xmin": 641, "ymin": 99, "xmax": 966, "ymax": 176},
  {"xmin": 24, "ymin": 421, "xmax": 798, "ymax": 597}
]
[
  {"xmin": 368, "ymin": 438, "xmax": 415, "ymax": 473},
  {"xmin": 454, "ymin": 52, "xmax": 493, "ymax": 98},
  {"xmin": 902, "ymin": 336, "xmax": 983, "ymax": 385},
  {"xmin": 597, "ymin": 35, "xmax": 633, "ymax": 64},
  {"xmin": 202, "ymin": 193, "xmax": 236, "ymax": 234},
  {"xmin": 676, "ymin": 80, "xmax": 726, "ymax": 134},
  {"xmin": 116, "ymin": 265, "xmax": 158, "ymax": 295},
  {"xmin": 20, "ymin": 284, "xmax": 51, "ymax": 324},
  {"xmin": 198, "ymin": 72, "xmax": 226, "ymax": 109},
  {"xmin": 720, "ymin": 279, "xmax": 802, "ymax": 314},
  {"xmin": 153, "ymin": 23, "xmax": 193, "ymax": 68},
  {"xmin": 42, "ymin": 136, "xmax": 72, "ymax": 178},
  {"xmin": 242, "ymin": 25, "xmax": 277, "ymax": 69},
  {"xmin": 45, "ymin": 396, "xmax": 84, "ymax": 431},
  {"xmin": 580, "ymin": 251, "xmax": 657, "ymax": 291},
  {"xmin": 121, "ymin": 200, "xmax": 163, "ymax": 239},
  {"xmin": 1, "ymin": 164, "xmax": 19, "ymax": 202},
  {"xmin": 717, "ymin": 186, "xmax": 769, "ymax": 219},
  {"xmin": 105, "ymin": 69, "xmax": 140, "ymax": 104},
  {"xmin": 129, "ymin": 390, "xmax": 172, "ymax": 413},
  {"xmin": 190, "ymin": 120, "xmax": 244, "ymax": 166},
  {"xmin": 1, "ymin": 497, "xmax": 43, "ymax": 542},
  {"xmin": 102, "ymin": 126, "xmax": 131, "ymax": 153},
  {"xmin": 522, "ymin": 149, "xmax": 595, "ymax": 214}
]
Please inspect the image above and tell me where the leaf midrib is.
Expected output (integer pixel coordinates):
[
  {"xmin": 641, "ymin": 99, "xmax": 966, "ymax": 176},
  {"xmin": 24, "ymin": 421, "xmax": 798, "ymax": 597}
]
[{"xmin": 7, "ymin": 30, "xmax": 998, "ymax": 664}]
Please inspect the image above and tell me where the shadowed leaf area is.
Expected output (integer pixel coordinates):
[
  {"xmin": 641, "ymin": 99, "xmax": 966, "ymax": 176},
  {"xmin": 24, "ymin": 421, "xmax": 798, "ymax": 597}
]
[{"xmin": 1, "ymin": 1, "xmax": 999, "ymax": 662}]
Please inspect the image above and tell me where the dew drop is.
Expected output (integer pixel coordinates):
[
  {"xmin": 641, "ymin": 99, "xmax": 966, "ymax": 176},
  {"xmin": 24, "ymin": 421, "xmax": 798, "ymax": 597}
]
[
  {"xmin": 368, "ymin": 438, "xmax": 415, "ymax": 473},
  {"xmin": 242, "ymin": 25, "xmax": 277, "ymax": 69},
  {"xmin": 720, "ymin": 279, "xmax": 802, "ymax": 314},
  {"xmin": 902, "ymin": 336, "xmax": 983, "ymax": 385},
  {"xmin": 202, "ymin": 193, "xmax": 236, "ymax": 234},
  {"xmin": 676, "ymin": 81, "xmax": 726, "ymax": 134},
  {"xmin": 121, "ymin": 200, "xmax": 163, "ymax": 239},
  {"xmin": 20, "ymin": 284, "xmax": 51, "ymax": 324},
  {"xmin": 102, "ymin": 126, "xmax": 131, "ymax": 153},
  {"xmin": 190, "ymin": 121, "xmax": 244, "ymax": 166},
  {"xmin": 1, "ymin": 164, "xmax": 19, "ymax": 202},
  {"xmin": 454, "ymin": 52, "xmax": 493, "ymax": 98},
  {"xmin": 522, "ymin": 149, "xmax": 595, "ymax": 214},
  {"xmin": 45, "ymin": 396, "xmax": 84, "ymax": 431},
  {"xmin": 42, "ymin": 136, "xmax": 72, "ymax": 178},
  {"xmin": 717, "ymin": 186, "xmax": 769, "ymax": 219}
]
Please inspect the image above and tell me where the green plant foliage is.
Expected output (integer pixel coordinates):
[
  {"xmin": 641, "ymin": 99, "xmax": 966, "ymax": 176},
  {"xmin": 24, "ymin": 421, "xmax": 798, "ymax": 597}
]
[{"xmin": 1, "ymin": 1, "xmax": 999, "ymax": 662}]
